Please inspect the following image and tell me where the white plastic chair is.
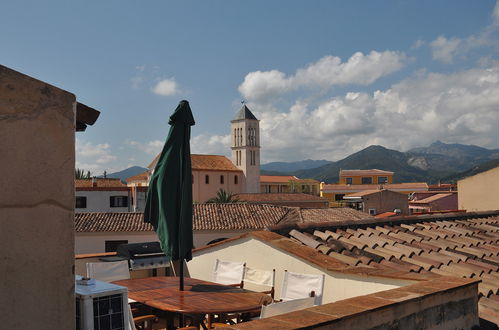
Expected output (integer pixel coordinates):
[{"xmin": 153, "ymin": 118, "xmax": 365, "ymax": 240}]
[
  {"xmin": 212, "ymin": 259, "xmax": 245, "ymax": 287},
  {"xmin": 281, "ymin": 271, "xmax": 325, "ymax": 305},
  {"xmin": 244, "ymin": 267, "xmax": 275, "ymax": 299},
  {"xmin": 260, "ymin": 296, "xmax": 315, "ymax": 319},
  {"xmin": 86, "ymin": 260, "xmax": 131, "ymax": 282}
]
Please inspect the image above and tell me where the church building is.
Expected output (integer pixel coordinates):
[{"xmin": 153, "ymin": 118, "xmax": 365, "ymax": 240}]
[{"xmin": 136, "ymin": 104, "xmax": 261, "ymax": 203}]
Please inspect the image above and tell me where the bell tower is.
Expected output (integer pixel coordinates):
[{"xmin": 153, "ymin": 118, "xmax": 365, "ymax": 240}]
[{"xmin": 231, "ymin": 104, "xmax": 260, "ymax": 193}]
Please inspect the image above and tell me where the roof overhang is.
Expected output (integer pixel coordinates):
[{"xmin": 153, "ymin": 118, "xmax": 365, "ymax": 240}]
[{"xmin": 76, "ymin": 102, "xmax": 100, "ymax": 132}]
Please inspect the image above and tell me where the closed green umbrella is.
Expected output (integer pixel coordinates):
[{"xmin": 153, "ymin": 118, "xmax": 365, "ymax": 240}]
[{"xmin": 144, "ymin": 100, "xmax": 195, "ymax": 290}]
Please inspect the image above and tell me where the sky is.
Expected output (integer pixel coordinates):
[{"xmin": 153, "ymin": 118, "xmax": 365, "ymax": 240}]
[{"xmin": 2, "ymin": 1, "xmax": 499, "ymax": 175}]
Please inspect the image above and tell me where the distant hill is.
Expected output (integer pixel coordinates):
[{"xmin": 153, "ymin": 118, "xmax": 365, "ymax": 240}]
[
  {"xmin": 266, "ymin": 142, "xmax": 499, "ymax": 184},
  {"xmin": 293, "ymin": 145, "xmax": 431, "ymax": 183},
  {"xmin": 440, "ymin": 159, "xmax": 499, "ymax": 183},
  {"xmin": 407, "ymin": 140, "xmax": 499, "ymax": 173},
  {"xmin": 103, "ymin": 166, "xmax": 148, "ymax": 183},
  {"xmin": 261, "ymin": 159, "xmax": 333, "ymax": 173}
]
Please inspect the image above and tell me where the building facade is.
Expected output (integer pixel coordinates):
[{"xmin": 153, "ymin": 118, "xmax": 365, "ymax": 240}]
[
  {"xmin": 339, "ymin": 169, "xmax": 394, "ymax": 185},
  {"xmin": 458, "ymin": 166, "xmax": 499, "ymax": 212},
  {"xmin": 75, "ymin": 178, "xmax": 131, "ymax": 212}
]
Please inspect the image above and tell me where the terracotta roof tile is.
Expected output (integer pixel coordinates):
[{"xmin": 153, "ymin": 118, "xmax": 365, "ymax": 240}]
[
  {"xmin": 322, "ymin": 182, "xmax": 429, "ymax": 192},
  {"xmin": 259, "ymin": 175, "xmax": 298, "ymax": 183},
  {"xmin": 236, "ymin": 193, "xmax": 327, "ymax": 202},
  {"xmin": 75, "ymin": 178, "xmax": 126, "ymax": 188},
  {"xmin": 148, "ymin": 154, "xmax": 242, "ymax": 172},
  {"xmin": 75, "ymin": 204, "xmax": 303, "ymax": 232},
  {"xmin": 126, "ymin": 171, "xmax": 148, "ymax": 183},
  {"xmin": 271, "ymin": 210, "xmax": 499, "ymax": 325}
]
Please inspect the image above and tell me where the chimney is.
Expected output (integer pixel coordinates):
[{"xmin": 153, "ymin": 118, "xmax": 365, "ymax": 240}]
[{"xmin": 92, "ymin": 176, "xmax": 97, "ymax": 187}]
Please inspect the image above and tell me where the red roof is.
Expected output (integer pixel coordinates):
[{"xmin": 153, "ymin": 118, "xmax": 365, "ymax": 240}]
[
  {"xmin": 236, "ymin": 193, "xmax": 327, "ymax": 202},
  {"xmin": 322, "ymin": 183, "xmax": 428, "ymax": 192},
  {"xmin": 126, "ymin": 171, "xmax": 148, "ymax": 183},
  {"xmin": 148, "ymin": 154, "xmax": 242, "ymax": 172},
  {"xmin": 75, "ymin": 178, "xmax": 125, "ymax": 188}
]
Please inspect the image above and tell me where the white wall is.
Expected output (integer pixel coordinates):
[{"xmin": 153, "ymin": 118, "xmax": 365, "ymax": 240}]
[
  {"xmin": 76, "ymin": 190, "xmax": 130, "ymax": 212},
  {"xmin": 187, "ymin": 237, "xmax": 415, "ymax": 304}
]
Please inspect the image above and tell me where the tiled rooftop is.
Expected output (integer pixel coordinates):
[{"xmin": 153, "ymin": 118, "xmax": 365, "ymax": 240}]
[
  {"xmin": 75, "ymin": 178, "xmax": 126, "ymax": 188},
  {"xmin": 272, "ymin": 210, "xmax": 499, "ymax": 325},
  {"xmin": 322, "ymin": 182, "xmax": 429, "ymax": 191},
  {"xmin": 126, "ymin": 171, "xmax": 148, "ymax": 183},
  {"xmin": 75, "ymin": 203, "xmax": 300, "ymax": 232},
  {"xmin": 410, "ymin": 193, "xmax": 453, "ymax": 204},
  {"xmin": 236, "ymin": 193, "xmax": 327, "ymax": 202},
  {"xmin": 260, "ymin": 175, "xmax": 299, "ymax": 183},
  {"xmin": 148, "ymin": 154, "xmax": 242, "ymax": 172}
]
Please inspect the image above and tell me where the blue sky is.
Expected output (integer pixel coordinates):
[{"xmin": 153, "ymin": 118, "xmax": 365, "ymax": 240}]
[{"xmin": 2, "ymin": 1, "xmax": 499, "ymax": 174}]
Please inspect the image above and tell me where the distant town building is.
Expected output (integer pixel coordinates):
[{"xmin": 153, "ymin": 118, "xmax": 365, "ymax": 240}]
[
  {"xmin": 260, "ymin": 175, "xmax": 320, "ymax": 195},
  {"xmin": 75, "ymin": 178, "xmax": 131, "ymax": 212},
  {"xmin": 321, "ymin": 181, "xmax": 428, "ymax": 206},
  {"xmin": 409, "ymin": 191, "xmax": 458, "ymax": 214},
  {"xmin": 458, "ymin": 165, "xmax": 499, "ymax": 211},
  {"xmin": 339, "ymin": 169, "xmax": 394, "ymax": 185},
  {"xmin": 236, "ymin": 192, "xmax": 328, "ymax": 208},
  {"xmin": 343, "ymin": 189, "xmax": 409, "ymax": 216}
]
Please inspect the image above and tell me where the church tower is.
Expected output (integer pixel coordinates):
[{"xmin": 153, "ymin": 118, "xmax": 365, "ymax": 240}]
[{"xmin": 231, "ymin": 104, "xmax": 260, "ymax": 193}]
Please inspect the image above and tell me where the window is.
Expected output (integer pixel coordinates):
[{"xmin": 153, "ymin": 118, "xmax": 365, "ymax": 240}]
[
  {"xmin": 205, "ymin": 175, "xmax": 209, "ymax": 184},
  {"xmin": 220, "ymin": 175, "xmax": 224, "ymax": 184},
  {"xmin": 75, "ymin": 196, "xmax": 87, "ymax": 208},
  {"xmin": 234, "ymin": 175, "xmax": 238, "ymax": 184},
  {"xmin": 361, "ymin": 177, "xmax": 373, "ymax": 184},
  {"xmin": 369, "ymin": 208, "xmax": 376, "ymax": 216},
  {"xmin": 110, "ymin": 196, "xmax": 128, "ymax": 207},
  {"xmin": 378, "ymin": 176, "xmax": 388, "ymax": 184},
  {"xmin": 334, "ymin": 194, "xmax": 345, "ymax": 201},
  {"xmin": 105, "ymin": 240, "xmax": 128, "ymax": 253},
  {"xmin": 345, "ymin": 177, "xmax": 353, "ymax": 185}
]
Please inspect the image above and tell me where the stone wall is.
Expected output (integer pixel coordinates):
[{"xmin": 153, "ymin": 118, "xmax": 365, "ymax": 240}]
[{"xmin": 0, "ymin": 65, "xmax": 75, "ymax": 329}]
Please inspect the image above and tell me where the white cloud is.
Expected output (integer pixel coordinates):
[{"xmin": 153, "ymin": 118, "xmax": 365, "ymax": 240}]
[
  {"xmin": 153, "ymin": 78, "xmax": 179, "ymax": 96},
  {"xmin": 493, "ymin": 1, "xmax": 499, "ymax": 26},
  {"xmin": 430, "ymin": 4, "xmax": 499, "ymax": 64},
  {"xmin": 191, "ymin": 134, "xmax": 231, "ymax": 156},
  {"xmin": 430, "ymin": 36, "xmax": 462, "ymax": 63},
  {"xmin": 75, "ymin": 139, "xmax": 118, "ymax": 175},
  {"xmin": 195, "ymin": 64, "xmax": 499, "ymax": 163},
  {"xmin": 411, "ymin": 39, "xmax": 425, "ymax": 49},
  {"xmin": 128, "ymin": 140, "xmax": 164, "ymax": 155},
  {"xmin": 238, "ymin": 51, "xmax": 407, "ymax": 103}
]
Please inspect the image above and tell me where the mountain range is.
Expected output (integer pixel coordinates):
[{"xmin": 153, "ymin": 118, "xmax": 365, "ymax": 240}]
[{"xmin": 262, "ymin": 141, "xmax": 499, "ymax": 184}]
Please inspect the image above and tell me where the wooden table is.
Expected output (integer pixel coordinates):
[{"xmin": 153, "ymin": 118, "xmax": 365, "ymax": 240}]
[{"xmin": 114, "ymin": 276, "xmax": 272, "ymax": 329}]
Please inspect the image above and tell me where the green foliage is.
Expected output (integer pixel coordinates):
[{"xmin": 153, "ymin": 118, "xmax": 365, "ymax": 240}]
[
  {"xmin": 206, "ymin": 189, "xmax": 240, "ymax": 203},
  {"xmin": 75, "ymin": 168, "xmax": 91, "ymax": 179}
]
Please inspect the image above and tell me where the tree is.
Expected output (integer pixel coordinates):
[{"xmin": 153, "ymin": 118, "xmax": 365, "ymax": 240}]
[
  {"xmin": 75, "ymin": 168, "xmax": 92, "ymax": 179},
  {"xmin": 206, "ymin": 189, "xmax": 240, "ymax": 203}
]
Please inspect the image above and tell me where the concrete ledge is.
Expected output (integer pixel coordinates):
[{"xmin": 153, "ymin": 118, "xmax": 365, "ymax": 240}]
[{"xmin": 223, "ymin": 277, "xmax": 479, "ymax": 329}]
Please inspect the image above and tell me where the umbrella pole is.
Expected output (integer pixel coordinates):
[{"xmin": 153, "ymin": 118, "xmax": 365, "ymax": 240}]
[
  {"xmin": 179, "ymin": 258, "xmax": 184, "ymax": 290},
  {"xmin": 179, "ymin": 258, "xmax": 185, "ymax": 327}
]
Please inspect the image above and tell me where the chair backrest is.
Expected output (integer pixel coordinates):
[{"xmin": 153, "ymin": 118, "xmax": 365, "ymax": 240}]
[
  {"xmin": 244, "ymin": 267, "xmax": 275, "ymax": 298},
  {"xmin": 212, "ymin": 259, "xmax": 245, "ymax": 286},
  {"xmin": 281, "ymin": 271, "xmax": 325, "ymax": 305},
  {"xmin": 260, "ymin": 296, "xmax": 315, "ymax": 319},
  {"xmin": 86, "ymin": 260, "xmax": 130, "ymax": 282}
]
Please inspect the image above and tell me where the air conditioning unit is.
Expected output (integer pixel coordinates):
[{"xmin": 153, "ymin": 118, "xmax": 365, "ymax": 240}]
[{"xmin": 75, "ymin": 276, "xmax": 129, "ymax": 330}]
